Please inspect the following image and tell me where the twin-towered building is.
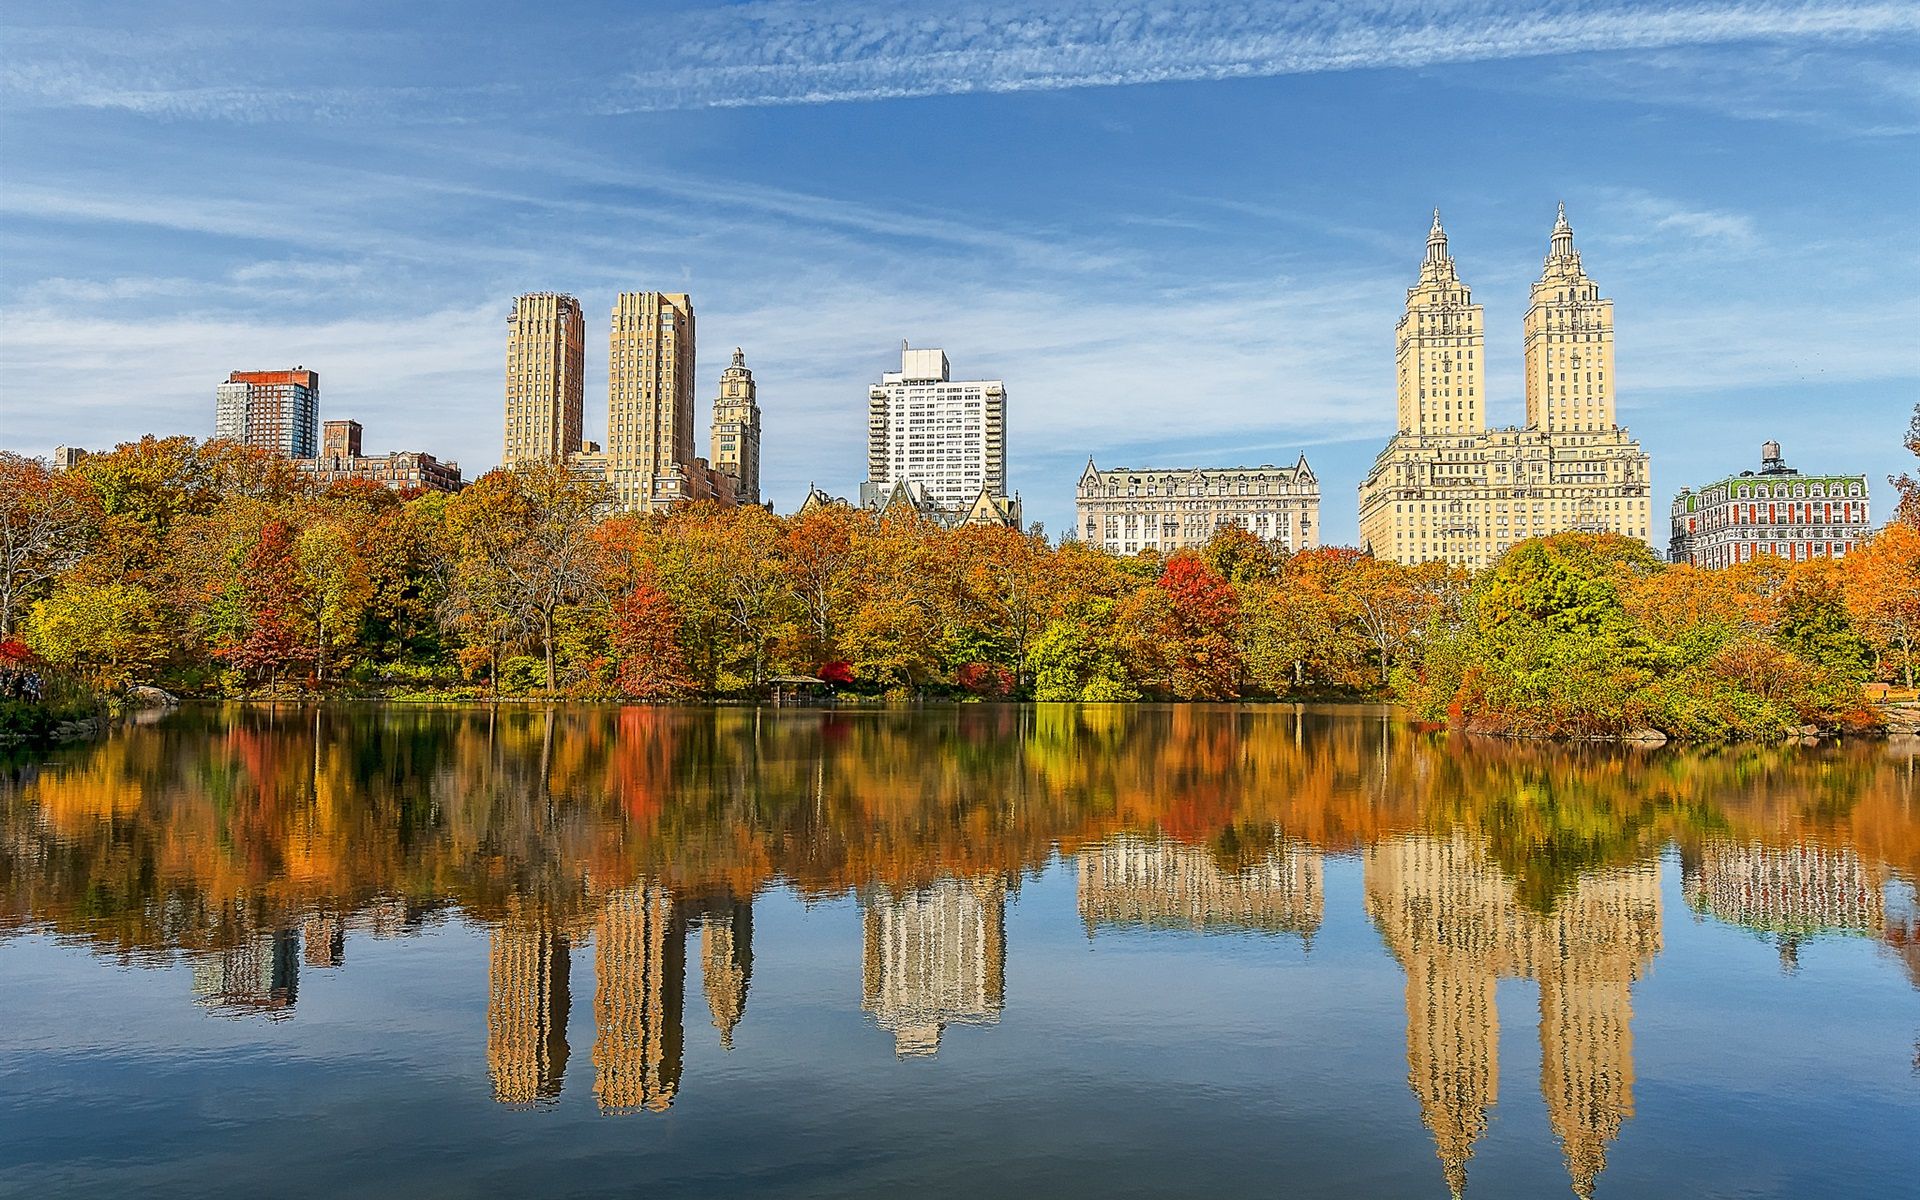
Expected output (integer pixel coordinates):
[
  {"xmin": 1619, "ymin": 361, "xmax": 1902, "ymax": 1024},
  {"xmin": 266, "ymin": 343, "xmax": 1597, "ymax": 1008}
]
[
  {"xmin": 1358, "ymin": 206, "xmax": 1653, "ymax": 569},
  {"xmin": 504, "ymin": 291, "xmax": 763, "ymax": 512}
]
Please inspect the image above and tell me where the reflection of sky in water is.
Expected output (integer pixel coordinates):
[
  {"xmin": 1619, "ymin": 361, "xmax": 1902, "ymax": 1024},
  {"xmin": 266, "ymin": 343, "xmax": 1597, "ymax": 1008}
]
[{"xmin": 0, "ymin": 706, "xmax": 1915, "ymax": 1198}]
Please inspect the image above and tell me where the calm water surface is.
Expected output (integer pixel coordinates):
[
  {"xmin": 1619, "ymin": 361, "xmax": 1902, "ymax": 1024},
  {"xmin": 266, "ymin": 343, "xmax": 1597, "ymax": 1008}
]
[{"xmin": 1, "ymin": 704, "xmax": 1915, "ymax": 1198}]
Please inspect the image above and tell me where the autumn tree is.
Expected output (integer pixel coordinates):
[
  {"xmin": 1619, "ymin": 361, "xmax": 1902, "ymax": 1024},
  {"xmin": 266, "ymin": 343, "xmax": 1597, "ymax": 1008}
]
[
  {"xmin": 611, "ymin": 566, "xmax": 694, "ymax": 700},
  {"xmin": 0, "ymin": 454, "xmax": 93, "ymax": 637},
  {"xmin": 292, "ymin": 513, "xmax": 374, "ymax": 682},
  {"xmin": 24, "ymin": 580, "xmax": 167, "ymax": 689},
  {"xmin": 782, "ymin": 506, "xmax": 858, "ymax": 669},
  {"xmin": 1846, "ymin": 523, "xmax": 1920, "ymax": 687},
  {"xmin": 444, "ymin": 464, "xmax": 610, "ymax": 691},
  {"xmin": 1776, "ymin": 559, "xmax": 1869, "ymax": 680},
  {"xmin": 1152, "ymin": 552, "xmax": 1241, "ymax": 700},
  {"xmin": 218, "ymin": 519, "xmax": 317, "ymax": 689}
]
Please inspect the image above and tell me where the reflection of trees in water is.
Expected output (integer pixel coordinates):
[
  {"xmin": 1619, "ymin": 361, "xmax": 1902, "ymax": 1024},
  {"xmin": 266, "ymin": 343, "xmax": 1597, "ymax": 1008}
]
[
  {"xmin": 0, "ymin": 705, "xmax": 1912, "ymax": 1163},
  {"xmin": 0, "ymin": 704, "xmax": 1913, "ymax": 965}
]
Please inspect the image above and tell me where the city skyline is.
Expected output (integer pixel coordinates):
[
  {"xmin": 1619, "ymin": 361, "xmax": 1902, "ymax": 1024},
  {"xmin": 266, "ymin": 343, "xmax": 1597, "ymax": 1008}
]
[{"xmin": 3, "ymin": 2, "xmax": 1915, "ymax": 542}]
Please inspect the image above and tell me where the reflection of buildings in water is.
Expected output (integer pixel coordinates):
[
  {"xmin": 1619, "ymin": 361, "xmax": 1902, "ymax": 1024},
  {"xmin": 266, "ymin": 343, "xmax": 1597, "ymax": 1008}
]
[
  {"xmin": 696, "ymin": 895, "xmax": 752, "ymax": 1050},
  {"xmin": 1683, "ymin": 841, "xmax": 1885, "ymax": 971},
  {"xmin": 363, "ymin": 894, "xmax": 445, "ymax": 939},
  {"xmin": 1076, "ymin": 834, "xmax": 1324, "ymax": 940},
  {"xmin": 303, "ymin": 912, "xmax": 345, "ymax": 968},
  {"xmin": 861, "ymin": 876, "xmax": 1006, "ymax": 1057},
  {"xmin": 486, "ymin": 914, "xmax": 572, "ymax": 1106},
  {"xmin": 192, "ymin": 927, "xmax": 300, "ymax": 1019},
  {"xmin": 1364, "ymin": 834, "xmax": 1661, "ymax": 1199},
  {"xmin": 1884, "ymin": 884, "xmax": 1920, "ymax": 989},
  {"xmin": 484, "ymin": 886, "xmax": 755, "ymax": 1113},
  {"xmin": 593, "ymin": 886, "xmax": 684, "ymax": 1113}
]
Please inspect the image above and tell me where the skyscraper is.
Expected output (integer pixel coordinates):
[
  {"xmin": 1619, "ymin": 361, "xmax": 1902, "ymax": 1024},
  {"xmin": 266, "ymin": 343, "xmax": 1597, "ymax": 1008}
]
[
  {"xmin": 215, "ymin": 368, "xmax": 319, "ymax": 459},
  {"xmin": 1357, "ymin": 207, "xmax": 1652, "ymax": 569},
  {"xmin": 709, "ymin": 348, "xmax": 763, "ymax": 506},
  {"xmin": 862, "ymin": 345, "xmax": 1008, "ymax": 513},
  {"xmin": 504, "ymin": 293, "xmax": 585, "ymax": 467},
  {"xmin": 1397, "ymin": 211, "xmax": 1487, "ymax": 437},
  {"xmin": 695, "ymin": 894, "xmax": 753, "ymax": 1051},
  {"xmin": 606, "ymin": 291, "xmax": 696, "ymax": 512}
]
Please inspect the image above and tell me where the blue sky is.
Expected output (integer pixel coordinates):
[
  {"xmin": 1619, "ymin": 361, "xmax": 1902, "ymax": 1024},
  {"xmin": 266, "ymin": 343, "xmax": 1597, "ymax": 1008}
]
[{"xmin": 2, "ymin": 0, "xmax": 1916, "ymax": 543}]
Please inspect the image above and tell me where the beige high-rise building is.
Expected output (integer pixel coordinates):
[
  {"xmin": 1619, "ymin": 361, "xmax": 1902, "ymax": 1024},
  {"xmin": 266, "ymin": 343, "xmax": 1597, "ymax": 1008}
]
[
  {"xmin": 1357, "ymin": 208, "xmax": 1652, "ymax": 569},
  {"xmin": 695, "ymin": 895, "xmax": 753, "ymax": 1050},
  {"xmin": 504, "ymin": 293, "xmax": 585, "ymax": 466},
  {"xmin": 709, "ymin": 347, "xmax": 763, "ymax": 506},
  {"xmin": 1526, "ymin": 204, "xmax": 1615, "ymax": 434},
  {"xmin": 1398, "ymin": 211, "xmax": 1487, "ymax": 437},
  {"xmin": 606, "ymin": 292, "xmax": 697, "ymax": 512}
]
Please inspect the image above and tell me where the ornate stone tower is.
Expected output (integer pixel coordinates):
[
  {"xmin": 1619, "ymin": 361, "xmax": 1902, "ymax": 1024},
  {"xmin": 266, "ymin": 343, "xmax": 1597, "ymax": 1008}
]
[
  {"xmin": 709, "ymin": 347, "xmax": 763, "ymax": 506},
  {"xmin": 1396, "ymin": 210, "xmax": 1486, "ymax": 436},
  {"xmin": 1524, "ymin": 203, "xmax": 1617, "ymax": 433}
]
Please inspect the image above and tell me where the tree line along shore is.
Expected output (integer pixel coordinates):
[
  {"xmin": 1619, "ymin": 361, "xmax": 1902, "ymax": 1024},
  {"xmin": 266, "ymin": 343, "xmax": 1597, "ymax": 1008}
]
[{"xmin": 2, "ymin": 424, "xmax": 1917, "ymax": 743}]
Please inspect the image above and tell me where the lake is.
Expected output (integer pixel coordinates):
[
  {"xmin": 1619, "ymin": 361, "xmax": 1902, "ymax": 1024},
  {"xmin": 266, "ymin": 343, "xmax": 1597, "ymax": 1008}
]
[{"xmin": 1, "ymin": 704, "xmax": 1915, "ymax": 1198}]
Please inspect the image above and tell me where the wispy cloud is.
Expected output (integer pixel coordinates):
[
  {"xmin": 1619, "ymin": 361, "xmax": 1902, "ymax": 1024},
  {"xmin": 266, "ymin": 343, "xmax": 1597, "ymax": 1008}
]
[
  {"xmin": 1594, "ymin": 189, "xmax": 1762, "ymax": 250},
  {"xmin": 610, "ymin": 0, "xmax": 1920, "ymax": 112},
  {"xmin": 6, "ymin": 2, "xmax": 1915, "ymax": 121}
]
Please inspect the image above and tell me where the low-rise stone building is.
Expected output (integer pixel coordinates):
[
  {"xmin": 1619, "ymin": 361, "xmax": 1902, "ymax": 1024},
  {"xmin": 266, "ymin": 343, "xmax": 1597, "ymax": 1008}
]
[{"xmin": 1074, "ymin": 458, "xmax": 1319, "ymax": 554}]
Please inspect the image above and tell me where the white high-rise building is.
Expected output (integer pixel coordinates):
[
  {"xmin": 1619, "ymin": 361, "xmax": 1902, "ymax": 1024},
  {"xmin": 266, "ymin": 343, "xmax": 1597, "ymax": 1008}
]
[{"xmin": 861, "ymin": 345, "xmax": 1007, "ymax": 512}]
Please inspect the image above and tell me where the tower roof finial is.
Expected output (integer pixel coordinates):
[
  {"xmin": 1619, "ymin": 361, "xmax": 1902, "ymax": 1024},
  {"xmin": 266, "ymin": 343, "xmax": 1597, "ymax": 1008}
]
[
  {"xmin": 1426, "ymin": 208, "xmax": 1450, "ymax": 262},
  {"xmin": 1550, "ymin": 200, "xmax": 1575, "ymax": 257}
]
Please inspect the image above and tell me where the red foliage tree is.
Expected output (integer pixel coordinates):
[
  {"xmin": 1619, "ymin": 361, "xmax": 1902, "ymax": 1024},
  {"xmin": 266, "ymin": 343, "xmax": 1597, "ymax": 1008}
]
[
  {"xmin": 956, "ymin": 661, "xmax": 1015, "ymax": 697},
  {"xmin": 219, "ymin": 520, "xmax": 315, "ymax": 688},
  {"xmin": 1156, "ymin": 552, "xmax": 1242, "ymax": 699},
  {"xmin": 611, "ymin": 573, "xmax": 694, "ymax": 700}
]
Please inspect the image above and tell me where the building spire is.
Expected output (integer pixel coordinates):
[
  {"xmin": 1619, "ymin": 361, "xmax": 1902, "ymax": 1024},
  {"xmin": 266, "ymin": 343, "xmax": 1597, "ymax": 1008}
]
[
  {"xmin": 731, "ymin": 346, "xmax": 745, "ymax": 369},
  {"xmin": 1550, "ymin": 201, "xmax": 1575, "ymax": 258},
  {"xmin": 1427, "ymin": 208, "xmax": 1449, "ymax": 262}
]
